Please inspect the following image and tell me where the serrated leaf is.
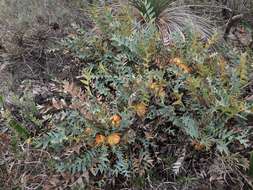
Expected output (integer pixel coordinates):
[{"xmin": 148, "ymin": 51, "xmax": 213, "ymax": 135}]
[{"xmin": 182, "ymin": 116, "xmax": 199, "ymax": 139}]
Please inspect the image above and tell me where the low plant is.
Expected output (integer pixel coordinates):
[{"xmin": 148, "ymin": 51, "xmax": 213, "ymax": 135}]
[{"xmin": 30, "ymin": 3, "xmax": 253, "ymax": 188}]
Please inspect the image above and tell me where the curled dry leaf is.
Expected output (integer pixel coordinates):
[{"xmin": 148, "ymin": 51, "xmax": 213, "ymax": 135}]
[
  {"xmin": 245, "ymin": 95, "xmax": 253, "ymax": 101},
  {"xmin": 63, "ymin": 81, "xmax": 85, "ymax": 101},
  {"xmin": 70, "ymin": 103, "xmax": 93, "ymax": 121},
  {"xmin": 157, "ymin": 88, "xmax": 166, "ymax": 98},
  {"xmin": 0, "ymin": 133, "xmax": 10, "ymax": 152},
  {"xmin": 52, "ymin": 98, "xmax": 66, "ymax": 110}
]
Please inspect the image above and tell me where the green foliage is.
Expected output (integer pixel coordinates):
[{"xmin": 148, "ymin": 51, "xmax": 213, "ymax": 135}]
[
  {"xmin": 0, "ymin": 95, "xmax": 3, "ymax": 107},
  {"xmin": 12, "ymin": 92, "xmax": 42, "ymax": 128},
  {"xmin": 1, "ymin": 92, "xmax": 40, "ymax": 145},
  {"xmin": 130, "ymin": 0, "xmax": 172, "ymax": 21},
  {"xmin": 0, "ymin": 95, "xmax": 3, "ymax": 102},
  {"xmin": 8, "ymin": 119, "xmax": 29, "ymax": 139},
  {"xmin": 32, "ymin": 3, "xmax": 253, "ymax": 188},
  {"xmin": 1, "ymin": 1, "xmax": 253, "ymax": 189},
  {"xmin": 249, "ymin": 152, "xmax": 253, "ymax": 178}
]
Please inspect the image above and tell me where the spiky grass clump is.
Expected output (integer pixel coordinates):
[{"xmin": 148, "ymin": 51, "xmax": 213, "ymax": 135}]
[
  {"xmin": 129, "ymin": 0, "xmax": 215, "ymax": 45},
  {"xmin": 225, "ymin": 0, "xmax": 252, "ymax": 13}
]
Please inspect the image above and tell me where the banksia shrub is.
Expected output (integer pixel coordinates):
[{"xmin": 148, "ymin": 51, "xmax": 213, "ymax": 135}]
[
  {"xmin": 1, "ymin": 1, "xmax": 253, "ymax": 189},
  {"xmin": 30, "ymin": 2, "xmax": 253, "ymax": 189}
]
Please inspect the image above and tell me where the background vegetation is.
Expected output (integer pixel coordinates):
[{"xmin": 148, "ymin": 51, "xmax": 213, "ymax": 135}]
[{"xmin": 0, "ymin": 0, "xmax": 253, "ymax": 189}]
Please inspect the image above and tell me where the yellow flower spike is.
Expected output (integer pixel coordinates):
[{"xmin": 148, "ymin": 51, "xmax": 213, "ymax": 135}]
[
  {"xmin": 194, "ymin": 143, "xmax": 206, "ymax": 151},
  {"xmin": 158, "ymin": 88, "xmax": 166, "ymax": 98},
  {"xmin": 148, "ymin": 82, "xmax": 160, "ymax": 93},
  {"xmin": 107, "ymin": 133, "xmax": 121, "ymax": 146},
  {"xmin": 205, "ymin": 33, "xmax": 218, "ymax": 49},
  {"xmin": 171, "ymin": 57, "xmax": 191, "ymax": 74},
  {"xmin": 84, "ymin": 127, "xmax": 93, "ymax": 135},
  {"xmin": 95, "ymin": 134, "xmax": 106, "ymax": 145},
  {"xmin": 172, "ymin": 93, "xmax": 183, "ymax": 105},
  {"xmin": 26, "ymin": 138, "xmax": 32, "ymax": 145},
  {"xmin": 149, "ymin": 82, "xmax": 159, "ymax": 91},
  {"xmin": 218, "ymin": 57, "xmax": 227, "ymax": 79},
  {"xmin": 191, "ymin": 140, "xmax": 206, "ymax": 151},
  {"xmin": 173, "ymin": 57, "xmax": 182, "ymax": 64},
  {"xmin": 148, "ymin": 81, "xmax": 166, "ymax": 98},
  {"xmin": 133, "ymin": 102, "xmax": 148, "ymax": 118},
  {"xmin": 110, "ymin": 114, "xmax": 122, "ymax": 127}
]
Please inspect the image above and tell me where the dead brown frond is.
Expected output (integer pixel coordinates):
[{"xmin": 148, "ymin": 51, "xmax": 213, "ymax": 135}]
[{"xmin": 209, "ymin": 154, "xmax": 252, "ymax": 189}]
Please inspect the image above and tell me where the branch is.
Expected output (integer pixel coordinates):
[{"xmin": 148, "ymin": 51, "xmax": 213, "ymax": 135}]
[{"xmin": 224, "ymin": 14, "xmax": 244, "ymax": 40}]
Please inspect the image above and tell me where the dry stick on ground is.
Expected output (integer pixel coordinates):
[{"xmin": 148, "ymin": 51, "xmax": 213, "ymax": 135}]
[{"xmin": 224, "ymin": 14, "xmax": 244, "ymax": 40}]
